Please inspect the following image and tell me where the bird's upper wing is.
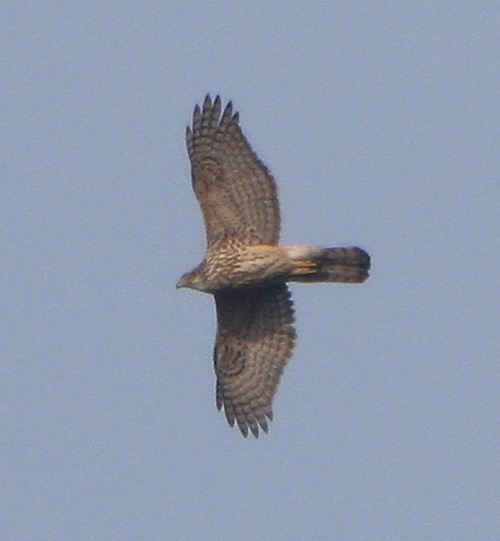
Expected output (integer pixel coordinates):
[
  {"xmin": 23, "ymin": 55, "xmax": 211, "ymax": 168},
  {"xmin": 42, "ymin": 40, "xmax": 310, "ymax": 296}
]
[
  {"xmin": 186, "ymin": 95, "xmax": 281, "ymax": 248},
  {"xmin": 213, "ymin": 284, "xmax": 296, "ymax": 437}
]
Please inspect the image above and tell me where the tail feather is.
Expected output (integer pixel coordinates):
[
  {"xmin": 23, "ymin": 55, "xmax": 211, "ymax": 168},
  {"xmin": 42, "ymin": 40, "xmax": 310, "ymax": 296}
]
[{"xmin": 285, "ymin": 246, "xmax": 370, "ymax": 284}]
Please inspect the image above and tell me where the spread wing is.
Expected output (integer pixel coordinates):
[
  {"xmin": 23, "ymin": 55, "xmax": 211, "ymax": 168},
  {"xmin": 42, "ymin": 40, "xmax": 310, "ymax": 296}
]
[
  {"xmin": 213, "ymin": 284, "xmax": 296, "ymax": 437},
  {"xmin": 186, "ymin": 95, "xmax": 281, "ymax": 248}
]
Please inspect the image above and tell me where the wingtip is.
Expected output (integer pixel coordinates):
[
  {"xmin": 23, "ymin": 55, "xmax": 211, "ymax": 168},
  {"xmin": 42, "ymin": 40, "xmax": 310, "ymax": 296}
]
[
  {"xmin": 192, "ymin": 103, "xmax": 201, "ymax": 122},
  {"xmin": 238, "ymin": 422, "xmax": 250, "ymax": 438},
  {"xmin": 193, "ymin": 95, "xmax": 238, "ymax": 126},
  {"xmin": 220, "ymin": 100, "xmax": 234, "ymax": 124}
]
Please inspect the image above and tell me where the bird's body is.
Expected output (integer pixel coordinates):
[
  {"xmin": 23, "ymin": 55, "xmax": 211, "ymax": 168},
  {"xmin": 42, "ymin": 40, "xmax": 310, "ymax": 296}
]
[
  {"xmin": 177, "ymin": 95, "xmax": 370, "ymax": 437},
  {"xmin": 179, "ymin": 242, "xmax": 291, "ymax": 293}
]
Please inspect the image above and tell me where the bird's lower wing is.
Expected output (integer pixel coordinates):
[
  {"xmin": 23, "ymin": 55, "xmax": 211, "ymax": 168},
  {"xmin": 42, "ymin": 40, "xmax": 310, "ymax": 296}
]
[{"xmin": 213, "ymin": 284, "xmax": 296, "ymax": 437}]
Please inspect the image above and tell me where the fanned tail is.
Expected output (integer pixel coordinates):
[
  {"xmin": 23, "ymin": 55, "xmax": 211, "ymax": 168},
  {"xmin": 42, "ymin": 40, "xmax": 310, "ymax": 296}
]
[{"xmin": 285, "ymin": 246, "xmax": 370, "ymax": 284}]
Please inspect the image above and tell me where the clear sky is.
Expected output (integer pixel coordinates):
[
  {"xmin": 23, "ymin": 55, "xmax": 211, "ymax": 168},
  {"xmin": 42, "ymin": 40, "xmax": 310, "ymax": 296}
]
[{"xmin": 2, "ymin": 2, "xmax": 499, "ymax": 540}]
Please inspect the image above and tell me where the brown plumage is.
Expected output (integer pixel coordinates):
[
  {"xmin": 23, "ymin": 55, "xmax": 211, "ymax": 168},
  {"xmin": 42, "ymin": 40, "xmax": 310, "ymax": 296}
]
[{"xmin": 177, "ymin": 95, "xmax": 370, "ymax": 437}]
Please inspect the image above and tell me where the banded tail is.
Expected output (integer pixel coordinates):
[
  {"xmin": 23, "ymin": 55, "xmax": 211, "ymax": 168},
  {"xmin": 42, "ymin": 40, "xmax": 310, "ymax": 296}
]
[{"xmin": 285, "ymin": 245, "xmax": 370, "ymax": 284}]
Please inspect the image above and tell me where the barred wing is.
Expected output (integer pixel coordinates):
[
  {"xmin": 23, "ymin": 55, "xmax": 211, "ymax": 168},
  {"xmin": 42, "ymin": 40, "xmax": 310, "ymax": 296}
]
[
  {"xmin": 213, "ymin": 285, "xmax": 296, "ymax": 437},
  {"xmin": 186, "ymin": 95, "xmax": 281, "ymax": 247}
]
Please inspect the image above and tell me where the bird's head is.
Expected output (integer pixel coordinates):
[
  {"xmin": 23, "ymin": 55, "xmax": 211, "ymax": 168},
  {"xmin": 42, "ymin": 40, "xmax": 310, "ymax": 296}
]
[{"xmin": 176, "ymin": 266, "xmax": 208, "ymax": 293}]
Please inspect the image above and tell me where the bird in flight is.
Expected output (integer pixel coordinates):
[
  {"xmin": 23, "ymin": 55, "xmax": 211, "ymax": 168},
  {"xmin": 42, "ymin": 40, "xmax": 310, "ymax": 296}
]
[{"xmin": 177, "ymin": 95, "xmax": 370, "ymax": 437}]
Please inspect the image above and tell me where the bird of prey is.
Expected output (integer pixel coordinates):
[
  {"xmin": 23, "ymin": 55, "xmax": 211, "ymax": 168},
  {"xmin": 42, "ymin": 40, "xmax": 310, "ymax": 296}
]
[{"xmin": 177, "ymin": 95, "xmax": 370, "ymax": 438}]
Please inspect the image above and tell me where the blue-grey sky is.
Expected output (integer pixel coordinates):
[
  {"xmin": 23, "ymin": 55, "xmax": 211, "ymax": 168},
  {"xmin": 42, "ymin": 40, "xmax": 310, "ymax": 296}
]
[{"xmin": 2, "ymin": 2, "xmax": 499, "ymax": 540}]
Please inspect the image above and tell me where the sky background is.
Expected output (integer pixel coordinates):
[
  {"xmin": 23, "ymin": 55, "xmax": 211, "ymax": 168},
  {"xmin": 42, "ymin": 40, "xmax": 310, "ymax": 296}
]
[{"xmin": 2, "ymin": 2, "xmax": 499, "ymax": 540}]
